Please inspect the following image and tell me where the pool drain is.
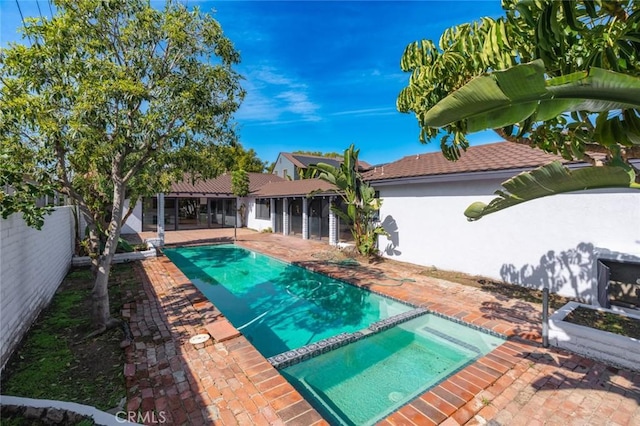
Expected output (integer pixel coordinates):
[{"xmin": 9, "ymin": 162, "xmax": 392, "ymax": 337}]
[
  {"xmin": 388, "ymin": 391, "xmax": 404, "ymax": 402},
  {"xmin": 189, "ymin": 334, "xmax": 211, "ymax": 345}
]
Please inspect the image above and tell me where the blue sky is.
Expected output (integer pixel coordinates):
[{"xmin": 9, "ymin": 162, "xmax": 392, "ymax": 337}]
[{"xmin": 1, "ymin": 1, "xmax": 505, "ymax": 166}]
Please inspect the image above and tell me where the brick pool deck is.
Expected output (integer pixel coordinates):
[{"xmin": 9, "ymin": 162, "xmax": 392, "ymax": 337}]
[{"xmin": 123, "ymin": 229, "xmax": 640, "ymax": 425}]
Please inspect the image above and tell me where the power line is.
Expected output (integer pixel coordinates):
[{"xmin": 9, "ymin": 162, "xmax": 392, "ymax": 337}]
[
  {"xmin": 14, "ymin": 0, "xmax": 26, "ymax": 25},
  {"xmin": 35, "ymin": 0, "xmax": 43, "ymax": 20},
  {"xmin": 14, "ymin": 0, "xmax": 32, "ymax": 44}
]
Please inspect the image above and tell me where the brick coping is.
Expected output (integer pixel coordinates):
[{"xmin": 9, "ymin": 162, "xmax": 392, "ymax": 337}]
[{"xmin": 124, "ymin": 234, "xmax": 640, "ymax": 425}]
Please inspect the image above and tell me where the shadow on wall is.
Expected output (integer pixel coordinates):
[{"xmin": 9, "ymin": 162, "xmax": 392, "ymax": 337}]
[
  {"xmin": 381, "ymin": 215, "xmax": 401, "ymax": 256},
  {"xmin": 500, "ymin": 242, "xmax": 640, "ymax": 303}
]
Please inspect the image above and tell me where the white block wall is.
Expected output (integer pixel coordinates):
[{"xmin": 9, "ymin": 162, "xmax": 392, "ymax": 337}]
[
  {"xmin": 0, "ymin": 206, "xmax": 75, "ymax": 370},
  {"xmin": 245, "ymin": 198, "xmax": 273, "ymax": 232},
  {"xmin": 376, "ymin": 178, "xmax": 640, "ymax": 303}
]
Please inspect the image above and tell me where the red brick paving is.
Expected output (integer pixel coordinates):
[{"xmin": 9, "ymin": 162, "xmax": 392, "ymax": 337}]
[{"xmin": 124, "ymin": 229, "xmax": 640, "ymax": 425}]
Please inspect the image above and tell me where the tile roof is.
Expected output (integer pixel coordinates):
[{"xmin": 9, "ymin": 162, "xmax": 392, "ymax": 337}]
[
  {"xmin": 252, "ymin": 179, "xmax": 338, "ymax": 197},
  {"xmin": 168, "ymin": 172, "xmax": 284, "ymax": 196},
  {"xmin": 363, "ymin": 142, "xmax": 574, "ymax": 181}
]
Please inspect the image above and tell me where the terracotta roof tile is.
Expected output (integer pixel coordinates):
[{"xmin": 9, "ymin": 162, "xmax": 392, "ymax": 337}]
[
  {"xmin": 168, "ymin": 173, "xmax": 284, "ymax": 196},
  {"xmin": 252, "ymin": 179, "xmax": 337, "ymax": 197},
  {"xmin": 363, "ymin": 142, "xmax": 574, "ymax": 181}
]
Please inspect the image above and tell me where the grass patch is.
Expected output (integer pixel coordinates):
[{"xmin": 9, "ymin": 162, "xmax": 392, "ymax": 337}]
[
  {"xmin": 564, "ymin": 307, "xmax": 640, "ymax": 339},
  {"xmin": 419, "ymin": 267, "xmax": 572, "ymax": 309},
  {"xmin": 1, "ymin": 264, "xmax": 138, "ymax": 412}
]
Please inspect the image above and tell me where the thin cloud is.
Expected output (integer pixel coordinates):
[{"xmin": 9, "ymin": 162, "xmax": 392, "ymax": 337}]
[
  {"xmin": 235, "ymin": 66, "xmax": 321, "ymax": 124},
  {"xmin": 331, "ymin": 107, "xmax": 398, "ymax": 118}
]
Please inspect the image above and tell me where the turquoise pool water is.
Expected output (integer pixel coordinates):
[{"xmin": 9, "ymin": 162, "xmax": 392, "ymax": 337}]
[
  {"xmin": 165, "ymin": 244, "xmax": 505, "ymax": 425},
  {"xmin": 163, "ymin": 244, "xmax": 414, "ymax": 357},
  {"xmin": 282, "ymin": 314, "xmax": 505, "ymax": 425}
]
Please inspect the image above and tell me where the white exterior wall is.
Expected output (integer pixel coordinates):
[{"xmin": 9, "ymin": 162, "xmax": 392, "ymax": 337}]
[
  {"xmin": 272, "ymin": 155, "xmax": 296, "ymax": 180},
  {"xmin": 121, "ymin": 198, "xmax": 142, "ymax": 234},
  {"xmin": 376, "ymin": 178, "xmax": 640, "ymax": 303},
  {"xmin": 0, "ymin": 207, "xmax": 75, "ymax": 370},
  {"xmin": 245, "ymin": 197, "xmax": 273, "ymax": 232}
]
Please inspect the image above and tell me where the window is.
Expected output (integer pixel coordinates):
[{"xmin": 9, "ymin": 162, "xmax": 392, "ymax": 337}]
[
  {"xmin": 283, "ymin": 169, "xmax": 289, "ymax": 179},
  {"xmin": 255, "ymin": 199, "xmax": 270, "ymax": 220}
]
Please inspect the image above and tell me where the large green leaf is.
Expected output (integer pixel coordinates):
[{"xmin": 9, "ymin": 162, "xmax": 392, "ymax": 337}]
[
  {"xmin": 464, "ymin": 161, "xmax": 640, "ymax": 221},
  {"xmin": 423, "ymin": 60, "xmax": 546, "ymax": 130},
  {"xmin": 424, "ymin": 60, "xmax": 640, "ymax": 133}
]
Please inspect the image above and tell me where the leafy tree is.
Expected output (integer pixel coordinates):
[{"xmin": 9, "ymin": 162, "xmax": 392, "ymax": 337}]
[
  {"xmin": 397, "ymin": 0, "xmax": 640, "ymax": 219},
  {"xmin": 231, "ymin": 169, "xmax": 250, "ymax": 198},
  {"xmin": 292, "ymin": 150, "xmax": 342, "ymax": 158},
  {"xmin": 217, "ymin": 144, "xmax": 266, "ymax": 173},
  {"xmin": 231, "ymin": 169, "xmax": 249, "ymax": 228},
  {"xmin": 0, "ymin": 0, "xmax": 244, "ymax": 332},
  {"xmin": 312, "ymin": 145, "xmax": 388, "ymax": 257}
]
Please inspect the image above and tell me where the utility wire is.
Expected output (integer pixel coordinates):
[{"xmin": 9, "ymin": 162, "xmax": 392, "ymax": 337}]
[
  {"xmin": 15, "ymin": 0, "xmax": 32, "ymax": 44},
  {"xmin": 35, "ymin": 0, "xmax": 43, "ymax": 20}
]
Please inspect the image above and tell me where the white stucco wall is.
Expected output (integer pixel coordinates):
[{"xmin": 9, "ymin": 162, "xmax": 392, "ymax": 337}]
[
  {"xmin": 245, "ymin": 197, "xmax": 273, "ymax": 232},
  {"xmin": 376, "ymin": 178, "xmax": 640, "ymax": 303},
  {"xmin": 272, "ymin": 155, "xmax": 297, "ymax": 180},
  {"xmin": 0, "ymin": 207, "xmax": 75, "ymax": 370},
  {"xmin": 121, "ymin": 198, "xmax": 142, "ymax": 234}
]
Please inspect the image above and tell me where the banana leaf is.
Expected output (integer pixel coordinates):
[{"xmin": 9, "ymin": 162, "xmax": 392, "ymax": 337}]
[
  {"xmin": 424, "ymin": 60, "xmax": 640, "ymax": 133},
  {"xmin": 464, "ymin": 161, "xmax": 640, "ymax": 221}
]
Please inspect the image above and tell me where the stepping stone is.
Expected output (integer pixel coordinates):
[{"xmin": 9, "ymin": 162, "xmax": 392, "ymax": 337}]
[{"xmin": 205, "ymin": 319, "xmax": 241, "ymax": 342}]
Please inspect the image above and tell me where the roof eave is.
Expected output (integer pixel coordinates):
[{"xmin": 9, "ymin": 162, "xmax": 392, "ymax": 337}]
[{"xmin": 366, "ymin": 162, "xmax": 590, "ymax": 186}]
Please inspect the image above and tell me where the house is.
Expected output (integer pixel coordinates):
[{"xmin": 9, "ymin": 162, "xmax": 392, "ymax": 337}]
[
  {"xmin": 271, "ymin": 152, "xmax": 372, "ymax": 180},
  {"xmin": 364, "ymin": 142, "xmax": 640, "ymax": 305},
  {"xmin": 131, "ymin": 172, "xmax": 351, "ymax": 244},
  {"xmin": 136, "ymin": 172, "xmax": 285, "ymax": 233},
  {"xmin": 124, "ymin": 142, "xmax": 639, "ymax": 306}
]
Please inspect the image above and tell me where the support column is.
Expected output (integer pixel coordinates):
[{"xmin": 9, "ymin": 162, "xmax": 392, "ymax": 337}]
[
  {"xmin": 283, "ymin": 198, "xmax": 289, "ymax": 236},
  {"xmin": 328, "ymin": 196, "xmax": 338, "ymax": 246},
  {"xmin": 157, "ymin": 193, "xmax": 165, "ymax": 247},
  {"xmin": 270, "ymin": 198, "xmax": 276, "ymax": 232},
  {"xmin": 302, "ymin": 197, "xmax": 309, "ymax": 240}
]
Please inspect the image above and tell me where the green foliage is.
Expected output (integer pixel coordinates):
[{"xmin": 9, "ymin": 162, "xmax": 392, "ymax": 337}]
[
  {"xmin": 297, "ymin": 167, "xmax": 319, "ymax": 179},
  {"xmin": 231, "ymin": 169, "xmax": 250, "ymax": 197},
  {"xmin": 216, "ymin": 144, "xmax": 267, "ymax": 173},
  {"xmin": 266, "ymin": 161, "xmax": 276, "ymax": 174},
  {"xmin": 0, "ymin": 150, "xmax": 55, "ymax": 230},
  {"xmin": 423, "ymin": 60, "xmax": 640, "ymax": 149},
  {"xmin": 398, "ymin": 0, "xmax": 640, "ymax": 220},
  {"xmin": 0, "ymin": 267, "xmax": 126, "ymax": 410},
  {"xmin": 398, "ymin": 0, "xmax": 640, "ymax": 161},
  {"xmin": 292, "ymin": 150, "xmax": 342, "ymax": 158},
  {"xmin": 313, "ymin": 145, "xmax": 388, "ymax": 257},
  {"xmin": 465, "ymin": 161, "xmax": 640, "ymax": 220},
  {"xmin": 0, "ymin": 0, "xmax": 244, "ymax": 327},
  {"xmin": 1, "ymin": 0, "xmax": 244, "ymax": 230}
]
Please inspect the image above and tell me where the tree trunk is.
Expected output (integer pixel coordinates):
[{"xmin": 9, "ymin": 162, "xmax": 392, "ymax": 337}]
[
  {"xmin": 91, "ymin": 178, "xmax": 126, "ymax": 331},
  {"xmin": 87, "ymin": 220, "xmax": 101, "ymax": 276}
]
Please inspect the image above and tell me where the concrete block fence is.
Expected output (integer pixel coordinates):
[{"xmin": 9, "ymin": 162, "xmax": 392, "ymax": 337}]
[{"xmin": 0, "ymin": 207, "xmax": 75, "ymax": 371}]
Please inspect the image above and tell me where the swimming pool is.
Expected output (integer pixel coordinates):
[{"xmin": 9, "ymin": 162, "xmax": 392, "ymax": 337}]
[
  {"xmin": 164, "ymin": 244, "xmax": 505, "ymax": 425},
  {"xmin": 163, "ymin": 244, "xmax": 415, "ymax": 357},
  {"xmin": 282, "ymin": 314, "xmax": 504, "ymax": 425}
]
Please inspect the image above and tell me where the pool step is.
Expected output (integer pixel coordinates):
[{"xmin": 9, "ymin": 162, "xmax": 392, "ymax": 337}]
[
  {"xmin": 267, "ymin": 307, "xmax": 429, "ymax": 369},
  {"xmin": 368, "ymin": 307, "xmax": 429, "ymax": 332}
]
